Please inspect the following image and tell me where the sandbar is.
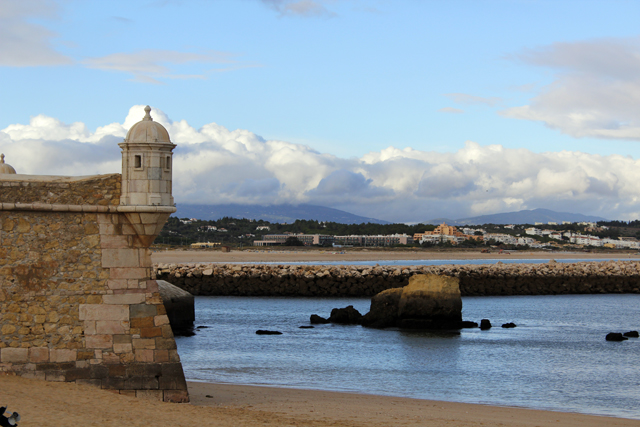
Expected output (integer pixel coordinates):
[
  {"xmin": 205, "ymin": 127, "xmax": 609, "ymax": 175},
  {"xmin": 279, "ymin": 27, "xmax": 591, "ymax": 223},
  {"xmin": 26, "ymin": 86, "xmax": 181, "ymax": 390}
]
[{"xmin": 2, "ymin": 375, "xmax": 638, "ymax": 426}]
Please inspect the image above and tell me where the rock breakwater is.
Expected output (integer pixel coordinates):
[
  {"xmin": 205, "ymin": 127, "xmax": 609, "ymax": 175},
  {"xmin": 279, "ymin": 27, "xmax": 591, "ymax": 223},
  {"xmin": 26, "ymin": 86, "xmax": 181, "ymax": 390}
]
[{"xmin": 154, "ymin": 260, "xmax": 640, "ymax": 297}]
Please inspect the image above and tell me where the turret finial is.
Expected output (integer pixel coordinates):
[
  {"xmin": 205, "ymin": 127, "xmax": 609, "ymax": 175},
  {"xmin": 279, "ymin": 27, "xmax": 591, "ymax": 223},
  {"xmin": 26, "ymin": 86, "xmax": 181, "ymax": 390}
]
[
  {"xmin": 143, "ymin": 105, "xmax": 153, "ymax": 121},
  {"xmin": 1, "ymin": 154, "xmax": 5, "ymax": 164}
]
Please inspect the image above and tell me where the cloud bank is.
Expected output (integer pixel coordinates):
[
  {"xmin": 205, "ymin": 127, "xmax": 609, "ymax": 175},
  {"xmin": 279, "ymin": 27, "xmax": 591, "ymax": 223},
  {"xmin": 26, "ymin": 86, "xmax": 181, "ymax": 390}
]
[
  {"xmin": 1, "ymin": 105, "xmax": 638, "ymax": 222},
  {"xmin": 502, "ymin": 37, "xmax": 640, "ymax": 141}
]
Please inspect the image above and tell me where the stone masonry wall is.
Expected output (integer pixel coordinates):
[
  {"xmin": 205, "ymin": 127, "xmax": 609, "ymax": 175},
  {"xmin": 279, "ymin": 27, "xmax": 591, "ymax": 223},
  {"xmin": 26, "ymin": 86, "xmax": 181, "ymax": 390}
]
[
  {"xmin": 0, "ymin": 175, "xmax": 188, "ymax": 402},
  {"xmin": 1, "ymin": 174, "xmax": 121, "ymax": 205},
  {"xmin": 156, "ymin": 261, "xmax": 640, "ymax": 297}
]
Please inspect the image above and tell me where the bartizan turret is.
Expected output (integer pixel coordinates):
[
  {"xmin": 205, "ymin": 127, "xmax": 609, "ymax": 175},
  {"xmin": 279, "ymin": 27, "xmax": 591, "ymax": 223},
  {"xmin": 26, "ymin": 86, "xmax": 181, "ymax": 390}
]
[{"xmin": 119, "ymin": 105, "xmax": 176, "ymax": 206}]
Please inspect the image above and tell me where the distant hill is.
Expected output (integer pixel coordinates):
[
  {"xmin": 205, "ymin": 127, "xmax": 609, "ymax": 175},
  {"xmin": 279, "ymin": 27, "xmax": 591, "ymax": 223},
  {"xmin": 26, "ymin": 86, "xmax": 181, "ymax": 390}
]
[
  {"xmin": 174, "ymin": 203, "xmax": 391, "ymax": 224},
  {"xmin": 426, "ymin": 208, "xmax": 608, "ymax": 226}
]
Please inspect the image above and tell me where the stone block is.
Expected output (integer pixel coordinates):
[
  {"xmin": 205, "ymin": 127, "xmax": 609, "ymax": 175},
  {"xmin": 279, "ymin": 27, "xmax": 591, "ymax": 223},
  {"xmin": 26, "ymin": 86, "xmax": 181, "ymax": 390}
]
[
  {"xmin": 101, "ymin": 377, "xmax": 125, "ymax": 389},
  {"xmin": 108, "ymin": 365, "xmax": 127, "ymax": 378},
  {"xmin": 131, "ymin": 316, "xmax": 154, "ymax": 328},
  {"xmin": 84, "ymin": 321, "xmax": 97, "ymax": 335},
  {"xmin": 50, "ymin": 349, "xmax": 77, "ymax": 363},
  {"xmin": 100, "ymin": 235, "xmax": 131, "ymax": 249},
  {"xmin": 154, "ymin": 315, "xmax": 170, "ymax": 327},
  {"xmin": 96, "ymin": 320, "xmax": 127, "ymax": 335},
  {"xmin": 107, "ymin": 279, "xmax": 128, "ymax": 290},
  {"xmin": 132, "ymin": 338, "xmax": 155, "ymax": 350},
  {"xmin": 1, "ymin": 347, "xmax": 28, "ymax": 363},
  {"xmin": 102, "ymin": 249, "xmax": 142, "ymax": 268},
  {"xmin": 154, "ymin": 350, "xmax": 169, "ymax": 363},
  {"xmin": 28, "ymin": 347, "xmax": 49, "ymax": 363},
  {"xmin": 154, "ymin": 337, "xmax": 174, "ymax": 351},
  {"xmin": 85, "ymin": 335, "xmax": 113, "ymax": 349},
  {"xmin": 79, "ymin": 304, "xmax": 129, "ymax": 321},
  {"xmin": 113, "ymin": 343, "xmax": 132, "ymax": 354},
  {"xmin": 135, "ymin": 349, "xmax": 154, "ymax": 362},
  {"xmin": 130, "ymin": 304, "xmax": 157, "ymax": 318},
  {"xmin": 113, "ymin": 334, "xmax": 132, "ymax": 344},
  {"xmin": 103, "ymin": 294, "xmax": 145, "ymax": 305},
  {"xmin": 141, "ymin": 327, "xmax": 162, "ymax": 338},
  {"xmin": 109, "ymin": 267, "xmax": 149, "ymax": 280}
]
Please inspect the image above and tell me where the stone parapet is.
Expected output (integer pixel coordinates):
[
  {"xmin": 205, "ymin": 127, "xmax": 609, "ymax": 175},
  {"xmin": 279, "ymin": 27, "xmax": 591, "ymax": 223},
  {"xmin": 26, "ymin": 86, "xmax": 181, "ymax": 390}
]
[
  {"xmin": 155, "ymin": 260, "xmax": 640, "ymax": 297},
  {"xmin": 0, "ymin": 174, "xmax": 122, "ymax": 206}
]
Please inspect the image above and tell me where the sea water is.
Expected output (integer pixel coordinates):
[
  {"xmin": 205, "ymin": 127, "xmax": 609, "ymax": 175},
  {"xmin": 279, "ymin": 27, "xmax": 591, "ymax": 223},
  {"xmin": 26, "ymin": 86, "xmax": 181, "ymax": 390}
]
[{"xmin": 175, "ymin": 294, "xmax": 640, "ymax": 419}]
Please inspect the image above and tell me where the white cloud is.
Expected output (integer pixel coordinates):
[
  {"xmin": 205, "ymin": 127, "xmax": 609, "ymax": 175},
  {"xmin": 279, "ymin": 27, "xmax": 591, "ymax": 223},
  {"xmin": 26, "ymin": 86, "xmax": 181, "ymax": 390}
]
[
  {"xmin": 502, "ymin": 37, "xmax": 640, "ymax": 140},
  {"xmin": 261, "ymin": 0, "xmax": 337, "ymax": 18},
  {"xmin": 83, "ymin": 49, "xmax": 241, "ymax": 83},
  {"xmin": 0, "ymin": 0, "xmax": 72, "ymax": 66},
  {"xmin": 3, "ymin": 105, "xmax": 640, "ymax": 222},
  {"xmin": 438, "ymin": 107, "xmax": 464, "ymax": 114}
]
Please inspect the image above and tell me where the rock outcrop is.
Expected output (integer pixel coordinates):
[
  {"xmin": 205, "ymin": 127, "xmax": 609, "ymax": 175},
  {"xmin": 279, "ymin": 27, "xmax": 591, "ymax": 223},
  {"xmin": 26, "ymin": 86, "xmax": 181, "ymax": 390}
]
[
  {"xmin": 361, "ymin": 274, "xmax": 463, "ymax": 330},
  {"xmin": 157, "ymin": 280, "xmax": 195, "ymax": 336},
  {"xmin": 328, "ymin": 305, "xmax": 363, "ymax": 324}
]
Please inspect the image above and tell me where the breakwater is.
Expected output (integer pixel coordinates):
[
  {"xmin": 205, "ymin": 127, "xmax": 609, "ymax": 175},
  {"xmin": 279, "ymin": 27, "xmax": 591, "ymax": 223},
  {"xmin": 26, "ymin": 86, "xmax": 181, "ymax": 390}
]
[{"xmin": 154, "ymin": 260, "xmax": 640, "ymax": 297}]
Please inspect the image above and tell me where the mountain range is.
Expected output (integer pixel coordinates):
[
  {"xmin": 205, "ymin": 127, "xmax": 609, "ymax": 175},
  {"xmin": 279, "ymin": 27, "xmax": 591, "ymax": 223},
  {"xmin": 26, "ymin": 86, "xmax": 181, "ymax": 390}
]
[
  {"xmin": 425, "ymin": 208, "xmax": 608, "ymax": 226},
  {"xmin": 175, "ymin": 203, "xmax": 391, "ymax": 224},
  {"xmin": 175, "ymin": 204, "xmax": 608, "ymax": 226}
]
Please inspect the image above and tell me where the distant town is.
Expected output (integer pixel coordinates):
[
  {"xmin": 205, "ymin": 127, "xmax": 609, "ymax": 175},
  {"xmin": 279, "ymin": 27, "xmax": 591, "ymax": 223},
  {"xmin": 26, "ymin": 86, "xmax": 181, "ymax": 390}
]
[{"xmin": 157, "ymin": 216, "xmax": 640, "ymax": 251}]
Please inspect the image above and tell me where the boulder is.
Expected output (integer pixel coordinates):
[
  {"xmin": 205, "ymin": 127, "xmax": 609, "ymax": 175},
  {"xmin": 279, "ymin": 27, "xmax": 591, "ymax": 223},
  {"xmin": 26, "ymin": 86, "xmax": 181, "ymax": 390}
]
[
  {"xmin": 256, "ymin": 330, "xmax": 283, "ymax": 335},
  {"xmin": 361, "ymin": 274, "xmax": 462, "ymax": 330},
  {"xmin": 310, "ymin": 314, "xmax": 330, "ymax": 324},
  {"xmin": 361, "ymin": 288, "xmax": 403, "ymax": 329},
  {"xmin": 328, "ymin": 305, "xmax": 363, "ymax": 324},
  {"xmin": 157, "ymin": 280, "xmax": 195, "ymax": 336},
  {"xmin": 606, "ymin": 332, "xmax": 628, "ymax": 341},
  {"xmin": 623, "ymin": 331, "xmax": 639, "ymax": 338},
  {"xmin": 460, "ymin": 321, "xmax": 478, "ymax": 328},
  {"xmin": 502, "ymin": 322, "xmax": 517, "ymax": 328},
  {"xmin": 480, "ymin": 319, "xmax": 492, "ymax": 330}
]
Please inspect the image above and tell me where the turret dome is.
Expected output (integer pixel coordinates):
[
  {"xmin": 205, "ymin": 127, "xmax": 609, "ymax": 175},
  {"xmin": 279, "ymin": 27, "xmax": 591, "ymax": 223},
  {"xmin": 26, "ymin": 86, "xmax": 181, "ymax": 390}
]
[
  {"xmin": 124, "ymin": 106, "xmax": 172, "ymax": 144},
  {"xmin": 0, "ymin": 154, "xmax": 16, "ymax": 174}
]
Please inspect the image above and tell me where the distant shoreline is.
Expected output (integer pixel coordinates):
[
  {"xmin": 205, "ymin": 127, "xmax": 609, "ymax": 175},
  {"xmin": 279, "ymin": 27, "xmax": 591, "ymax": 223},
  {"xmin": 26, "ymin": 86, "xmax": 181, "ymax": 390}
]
[{"xmin": 151, "ymin": 248, "xmax": 639, "ymax": 264}]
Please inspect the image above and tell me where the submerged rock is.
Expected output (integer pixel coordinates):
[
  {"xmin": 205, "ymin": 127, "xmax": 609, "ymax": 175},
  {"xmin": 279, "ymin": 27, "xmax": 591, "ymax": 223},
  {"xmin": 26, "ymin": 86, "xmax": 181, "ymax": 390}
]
[
  {"xmin": 329, "ymin": 305, "xmax": 363, "ymax": 324},
  {"xmin": 502, "ymin": 322, "xmax": 517, "ymax": 328},
  {"xmin": 310, "ymin": 314, "xmax": 330, "ymax": 324},
  {"xmin": 299, "ymin": 325, "xmax": 315, "ymax": 329},
  {"xmin": 623, "ymin": 331, "xmax": 639, "ymax": 338},
  {"xmin": 460, "ymin": 321, "xmax": 478, "ymax": 328},
  {"xmin": 480, "ymin": 319, "xmax": 492, "ymax": 330},
  {"xmin": 256, "ymin": 330, "xmax": 283, "ymax": 335},
  {"xmin": 606, "ymin": 332, "xmax": 627, "ymax": 341}
]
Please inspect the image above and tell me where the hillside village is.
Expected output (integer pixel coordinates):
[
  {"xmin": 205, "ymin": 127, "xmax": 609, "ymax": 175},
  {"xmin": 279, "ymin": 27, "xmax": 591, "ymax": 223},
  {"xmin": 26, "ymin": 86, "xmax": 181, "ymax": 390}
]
[{"xmin": 158, "ymin": 216, "xmax": 640, "ymax": 251}]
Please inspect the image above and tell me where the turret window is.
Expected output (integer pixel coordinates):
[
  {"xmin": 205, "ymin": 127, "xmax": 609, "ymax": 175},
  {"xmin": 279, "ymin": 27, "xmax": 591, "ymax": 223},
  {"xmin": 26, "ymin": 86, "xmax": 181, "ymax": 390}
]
[
  {"xmin": 165, "ymin": 156, "xmax": 171, "ymax": 171},
  {"xmin": 134, "ymin": 154, "xmax": 143, "ymax": 169}
]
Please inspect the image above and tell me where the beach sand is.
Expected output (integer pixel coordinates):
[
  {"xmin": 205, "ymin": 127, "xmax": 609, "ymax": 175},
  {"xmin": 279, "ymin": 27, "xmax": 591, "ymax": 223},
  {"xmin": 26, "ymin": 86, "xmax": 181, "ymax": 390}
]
[
  {"xmin": 152, "ymin": 248, "xmax": 639, "ymax": 264},
  {"xmin": 2, "ymin": 375, "xmax": 638, "ymax": 427}
]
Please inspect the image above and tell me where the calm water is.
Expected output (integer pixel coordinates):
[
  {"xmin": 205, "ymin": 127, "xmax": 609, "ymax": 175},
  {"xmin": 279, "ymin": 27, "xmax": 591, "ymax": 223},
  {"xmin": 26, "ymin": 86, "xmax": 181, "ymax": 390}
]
[{"xmin": 175, "ymin": 294, "xmax": 640, "ymax": 419}]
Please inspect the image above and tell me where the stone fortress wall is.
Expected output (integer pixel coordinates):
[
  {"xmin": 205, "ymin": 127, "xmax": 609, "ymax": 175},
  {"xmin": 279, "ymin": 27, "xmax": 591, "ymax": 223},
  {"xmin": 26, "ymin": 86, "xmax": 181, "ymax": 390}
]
[
  {"xmin": 0, "ymin": 107, "xmax": 189, "ymax": 402},
  {"xmin": 156, "ymin": 261, "xmax": 640, "ymax": 297}
]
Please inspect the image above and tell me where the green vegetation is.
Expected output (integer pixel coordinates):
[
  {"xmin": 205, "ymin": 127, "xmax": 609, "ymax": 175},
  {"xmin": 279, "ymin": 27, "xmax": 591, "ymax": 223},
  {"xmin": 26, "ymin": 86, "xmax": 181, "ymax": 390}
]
[{"xmin": 156, "ymin": 216, "xmax": 436, "ymax": 247}]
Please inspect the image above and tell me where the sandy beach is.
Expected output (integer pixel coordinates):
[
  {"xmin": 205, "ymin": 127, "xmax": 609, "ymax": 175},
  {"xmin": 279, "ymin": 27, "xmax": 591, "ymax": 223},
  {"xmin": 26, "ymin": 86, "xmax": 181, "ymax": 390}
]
[
  {"xmin": 2, "ymin": 375, "xmax": 639, "ymax": 427},
  {"xmin": 151, "ymin": 248, "xmax": 640, "ymax": 264}
]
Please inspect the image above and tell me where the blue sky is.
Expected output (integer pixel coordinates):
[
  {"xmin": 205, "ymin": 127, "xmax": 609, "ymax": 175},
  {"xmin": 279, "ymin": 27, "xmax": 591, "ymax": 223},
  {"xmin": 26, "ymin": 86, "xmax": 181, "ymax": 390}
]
[{"xmin": 2, "ymin": 0, "xmax": 640, "ymax": 222}]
